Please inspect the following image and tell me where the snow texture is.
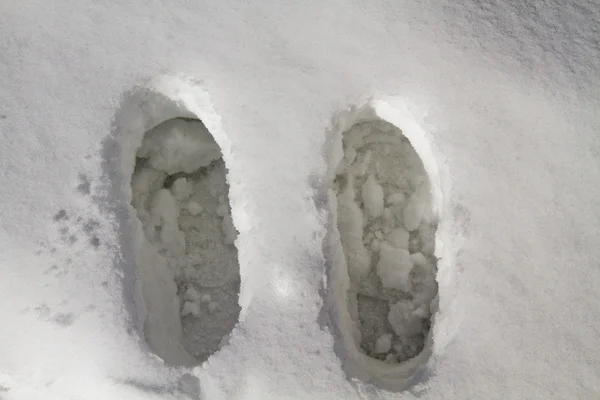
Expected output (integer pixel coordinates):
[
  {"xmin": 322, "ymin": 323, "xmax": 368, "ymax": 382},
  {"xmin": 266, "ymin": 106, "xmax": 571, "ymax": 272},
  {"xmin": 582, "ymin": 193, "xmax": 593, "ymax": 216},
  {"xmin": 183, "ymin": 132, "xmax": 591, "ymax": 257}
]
[{"xmin": 1, "ymin": 1, "xmax": 600, "ymax": 399}]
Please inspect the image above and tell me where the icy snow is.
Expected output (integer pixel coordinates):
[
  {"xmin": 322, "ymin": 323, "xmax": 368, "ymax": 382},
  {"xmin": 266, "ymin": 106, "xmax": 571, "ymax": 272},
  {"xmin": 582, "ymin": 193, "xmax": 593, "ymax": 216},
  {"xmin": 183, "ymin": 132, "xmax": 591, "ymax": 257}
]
[{"xmin": 1, "ymin": 0, "xmax": 600, "ymax": 399}]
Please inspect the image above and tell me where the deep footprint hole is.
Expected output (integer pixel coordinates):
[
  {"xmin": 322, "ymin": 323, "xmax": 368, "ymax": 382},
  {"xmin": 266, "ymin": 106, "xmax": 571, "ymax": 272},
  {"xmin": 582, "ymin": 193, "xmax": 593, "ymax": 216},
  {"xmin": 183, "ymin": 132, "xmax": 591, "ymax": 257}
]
[
  {"xmin": 113, "ymin": 82, "xmax": 242, "ymax": 368},
  {"xmin": 327, "ymin": 109, "xmax": 440, "ymax": 391}
]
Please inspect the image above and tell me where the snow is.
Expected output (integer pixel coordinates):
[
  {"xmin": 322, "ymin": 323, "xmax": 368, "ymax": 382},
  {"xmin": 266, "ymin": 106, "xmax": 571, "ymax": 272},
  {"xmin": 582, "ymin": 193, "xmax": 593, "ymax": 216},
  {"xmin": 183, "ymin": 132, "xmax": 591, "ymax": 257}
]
[
  {"xmin": 387, "ymin": 228, "xmax": 410, "ymax": 250},
  {"xmin": 171, "ymin": 178, "xmax": 193, "ymax": 202},
  {"xmin": 376, "ymin": 244, "xmax": 413, "ymax": 292},
  {"xmin": 138, "ymin": 119, "xmax": 222, "ymax": 175},
  {"xmin": 186, "ymin": 201, "xmax": 203, "ymax": 216},
  {"xmin": 1, "ymin": 0, "xmax": 600, "ymax": 399},
  {"xmin": 361, "ymin": 174, "xmax": 385, "ymax": 218},
  {"xmin": 327, "ymin": 108, "xmax": 440, "ymax": 389},
  {"xmin": 402, "ymin": 191, "xmax": 426, "ymax": 232},
  {"xmin": 374, "ymin": 334, "xmax": 393, "ymax": 355},
  {"xmin": 132, "ymin": 115, "xmax": 241, "ymax": 364}
]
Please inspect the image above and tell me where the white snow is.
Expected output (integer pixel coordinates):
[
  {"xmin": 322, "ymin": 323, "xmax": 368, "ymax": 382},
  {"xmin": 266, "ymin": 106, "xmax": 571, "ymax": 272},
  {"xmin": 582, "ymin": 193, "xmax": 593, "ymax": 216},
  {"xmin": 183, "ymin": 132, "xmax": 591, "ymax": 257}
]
[{"xmin": 1, "ymin": 1, "xmax": 600, "ymax": 399}]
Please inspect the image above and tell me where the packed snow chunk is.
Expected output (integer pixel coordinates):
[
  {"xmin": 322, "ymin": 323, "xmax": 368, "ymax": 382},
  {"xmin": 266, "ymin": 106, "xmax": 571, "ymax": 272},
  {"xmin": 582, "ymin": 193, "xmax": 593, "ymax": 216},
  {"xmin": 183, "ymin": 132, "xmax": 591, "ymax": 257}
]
[
  {"xmin": 328, "ymin": 114, "xmax": 440, "ymax": 388},
  {"xmin": 185, "ymin": 287, "xmax": 201, "ymax": 302},
  {"xmin": 207, "ymin": 302, "xmax": 219, "ymax": 313},
  {"xmin": 388, "ymin": 301, "xmax": 425, "ymax": 337},
  {"xmin": 131, "ymin": 165, "xmax": 167, "ymax": 213},
  {"xmin": 131, "ymin": 117, "xmax": 240, "ymax": 365},
  {"xmin": 386, "ymin": 192, "xmax": 405, "ymax": 206},
  {"xmin": 171, "ymin": 177, "xmax": 193, "ymax": 201},
  {"xmin": 418, "ymin": 223, "xmax": 436, "ymax": 256},
  {"xmin": 387, "ymin": 227, "xmax": 410, "ymax": 249},
  {"xmin": 149, "ymin": 188, "xmax": 179, "ymax": 228},
  {"xmin": 187, "ymin": 201, "xmax": 203, "ymax": 215},
  {"xmin": 402, "ymin": 191, "xmax": 426, "ymax": 232},
  {"xmin": 181, "ymin": 301, "xmax": 201, "ymax": 317},
  {"xmin": 376, "ymin": 244, "xmax": 413, "ymax": 291},
  {"xmin": 373, "ymin": 333, "xmax": 393, "ymax": 354},
  {"xmin": 410, "ymin": 252, "xmax": 430, "ymax": 268},
  {"xmin": 137, "ymin": 118, "xmax": 222, "ymax": 174},
  {"xmin": 362, "ymin": 174, "xmax": 384, "ymax": 219}
]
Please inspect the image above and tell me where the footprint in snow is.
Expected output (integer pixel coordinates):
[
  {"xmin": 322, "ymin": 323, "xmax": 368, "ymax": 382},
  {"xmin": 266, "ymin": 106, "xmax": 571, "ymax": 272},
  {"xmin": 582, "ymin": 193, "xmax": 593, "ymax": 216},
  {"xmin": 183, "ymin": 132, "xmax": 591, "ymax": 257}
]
[{"xmin": 324, "ymin": 103, "xmax": 441, "ymax": 391}]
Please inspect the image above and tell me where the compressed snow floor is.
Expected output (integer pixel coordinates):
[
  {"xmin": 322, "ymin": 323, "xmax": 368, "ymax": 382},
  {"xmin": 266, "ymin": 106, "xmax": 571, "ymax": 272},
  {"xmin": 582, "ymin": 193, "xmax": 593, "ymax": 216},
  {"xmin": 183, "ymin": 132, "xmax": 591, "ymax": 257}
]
[
  {"xmin": 331, "ymin": 118, "xmax": 438, "ymax": 372},
  {"xmin": 131, "ymin": 117, "xmax": 240, "ymax": 363}
]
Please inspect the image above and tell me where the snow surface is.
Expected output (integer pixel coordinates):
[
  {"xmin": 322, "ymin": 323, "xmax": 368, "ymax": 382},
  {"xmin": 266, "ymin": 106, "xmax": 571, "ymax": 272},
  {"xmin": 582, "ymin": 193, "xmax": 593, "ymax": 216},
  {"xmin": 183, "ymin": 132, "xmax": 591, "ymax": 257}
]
[{"xmin": 1, "ymin": 0, "xmax": 600, "ymax": 399}]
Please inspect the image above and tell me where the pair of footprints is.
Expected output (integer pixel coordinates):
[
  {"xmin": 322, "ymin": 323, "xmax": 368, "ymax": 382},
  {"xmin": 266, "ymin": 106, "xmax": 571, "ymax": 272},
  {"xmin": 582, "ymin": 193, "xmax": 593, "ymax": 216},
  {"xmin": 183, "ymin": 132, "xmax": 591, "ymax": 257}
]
[{"xmin": 132, "ymin": 115, "xmax": 438, "ymax": 387}]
